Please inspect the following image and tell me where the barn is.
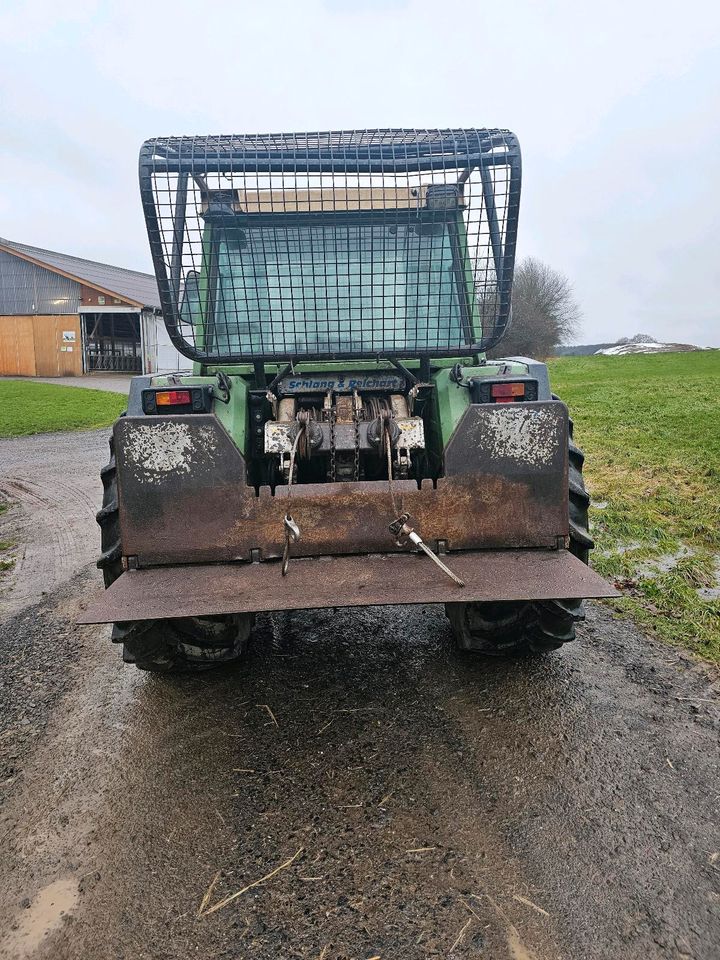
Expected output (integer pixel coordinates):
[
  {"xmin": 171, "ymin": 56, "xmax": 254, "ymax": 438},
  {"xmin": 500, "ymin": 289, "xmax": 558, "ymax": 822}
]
[{"xmin": 0, "ymin": 237, "xmax": 185, "ymax": 377}]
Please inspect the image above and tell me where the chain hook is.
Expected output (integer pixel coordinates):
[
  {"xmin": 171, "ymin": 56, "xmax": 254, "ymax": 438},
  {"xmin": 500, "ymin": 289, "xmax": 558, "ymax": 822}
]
[{"xmin": 282, "ymin": 514, "xmax": 301, "ymax": 576}]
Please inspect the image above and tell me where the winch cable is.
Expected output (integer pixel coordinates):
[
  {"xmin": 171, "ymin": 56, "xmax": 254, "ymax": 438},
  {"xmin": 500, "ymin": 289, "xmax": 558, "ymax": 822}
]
[
  {"xmin": 281, "ymin": 418, "xmax": 306, "ymax": 576},
  {"xmin": 282, "ymin": 410, "xmax": 462, "ymax": 587},
  {"xmin": 383, "ymin": 417, "xmax": 465, "ymax": 589},
  {"xmin": 382, "ymin": 414, "xmax": 403, "ymax": 519},
  {"xmin": 295, "ymin": 409, "xmax": 313, "ymax": 459}
]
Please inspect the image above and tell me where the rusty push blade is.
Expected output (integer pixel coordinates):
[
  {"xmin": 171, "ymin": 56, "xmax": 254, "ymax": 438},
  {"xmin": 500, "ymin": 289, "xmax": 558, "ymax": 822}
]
[{"xmin": 78, "ymin": 549, "xmax": 619, "ymax": 624}]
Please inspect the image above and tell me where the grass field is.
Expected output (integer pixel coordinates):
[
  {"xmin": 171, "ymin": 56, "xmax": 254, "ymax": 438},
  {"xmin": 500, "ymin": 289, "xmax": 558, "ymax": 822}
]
[
  {"xmin": 549, "ymin": 350, "xmax": 720, "ymax": 662},
  {"xmin": 0, "ymin": 380, "xmax": 126, "ymax": 438}
]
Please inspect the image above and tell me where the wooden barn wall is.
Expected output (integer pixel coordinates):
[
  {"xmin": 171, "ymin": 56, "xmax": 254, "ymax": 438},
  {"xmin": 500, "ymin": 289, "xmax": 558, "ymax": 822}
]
[
  {"xmin": 33, "ymin": 315, "xmax": 83, "ymax": 376},
  {"xmin": 0, "ymin": 315, "xmax": 82, "ymax": 376},
  {"xmin": 80, "ymin": 284, "xmax": 133, "ymax": 308},
  {"xmin": 0, "ymin": 316, "xmax": 36, "ymax": 375}
]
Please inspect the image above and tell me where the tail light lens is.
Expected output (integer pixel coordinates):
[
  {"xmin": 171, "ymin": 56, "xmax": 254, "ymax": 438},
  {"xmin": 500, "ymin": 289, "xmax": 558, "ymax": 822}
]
[
  {"xmin": 491, "ymin": 382, "xmax": 525, "ymax": 401},
  {"xmin": 156, "ymin": 390, "xmax": 192, "ymax": 406},
  {"xmin": 470, "ymin": 378, "xmax": 539, "ymax": 404},
  {"xmin": 141, "ymin": 386, "xmax": 214, "ymax": 415}
]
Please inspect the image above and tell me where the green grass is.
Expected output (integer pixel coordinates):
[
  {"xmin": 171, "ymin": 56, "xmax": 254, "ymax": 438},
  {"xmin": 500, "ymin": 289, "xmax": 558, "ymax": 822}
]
[
  {"xmin": 0, "ymin": 381, "xmax": 126, "ymax": 437},
  {"xmin": 549, "ymin": 351, "xmax": 720, "ymax": 662}
]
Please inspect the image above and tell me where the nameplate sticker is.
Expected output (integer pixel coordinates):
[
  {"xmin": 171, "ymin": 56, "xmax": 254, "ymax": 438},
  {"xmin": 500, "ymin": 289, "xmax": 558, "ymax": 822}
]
[{"xmin": 278, "ymin": 374, "xmax": 405, "ymax": 394}]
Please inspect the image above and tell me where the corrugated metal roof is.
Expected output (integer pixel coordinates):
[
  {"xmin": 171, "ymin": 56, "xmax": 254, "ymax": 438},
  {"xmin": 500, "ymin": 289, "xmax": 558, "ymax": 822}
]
[{"xmin": 0, "ymin": 237, "xmax": 160, "ymax": 308}]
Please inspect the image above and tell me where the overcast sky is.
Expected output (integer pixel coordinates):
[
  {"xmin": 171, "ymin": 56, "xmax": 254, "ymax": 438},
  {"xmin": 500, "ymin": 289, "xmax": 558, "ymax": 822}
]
[{"xmin": 1, "ymin": 0, "xmax": 718, "ymax": 346}]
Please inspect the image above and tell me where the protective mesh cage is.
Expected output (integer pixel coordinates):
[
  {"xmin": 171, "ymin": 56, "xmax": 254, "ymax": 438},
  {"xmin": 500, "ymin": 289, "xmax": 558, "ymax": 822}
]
[{"xmin": 139, "ymin": 129, "xmax": 521, "ymax": 364}]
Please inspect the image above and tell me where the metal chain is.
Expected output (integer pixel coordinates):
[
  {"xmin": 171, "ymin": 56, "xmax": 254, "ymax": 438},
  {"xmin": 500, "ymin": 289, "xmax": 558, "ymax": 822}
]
[
  {"xmin": 384, "ymin": 419, "xmax": 402, "ymax": 517},
  {"xmin": 282, "ymin": 423, "xmax": 305, "ymax": 576},
  {"xmin": 329, "ymin": 409, "xmax": 336, "ymax": 482},
  {"xmin": 353, "ymin": 400, "xmax": 360, "ymax": 483}
]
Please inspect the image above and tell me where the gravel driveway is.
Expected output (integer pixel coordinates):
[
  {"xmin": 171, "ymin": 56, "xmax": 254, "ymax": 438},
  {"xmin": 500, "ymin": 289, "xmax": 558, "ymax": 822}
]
[
  {"xmin": 2, "ymin": 375, "xmax": 133, "ymax": 394},
  {"xmin": 0, "ymin": 430, "xmax": 109, "ymax": 616},
  {"xmin": 0, "ymin": 429, "xmax": 718, "ymax": 960}
]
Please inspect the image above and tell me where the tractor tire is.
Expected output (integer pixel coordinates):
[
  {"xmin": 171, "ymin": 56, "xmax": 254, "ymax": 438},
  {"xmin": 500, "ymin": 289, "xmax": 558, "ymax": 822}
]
[
  {"xmin": 96, "ymin": 432, "xmax": 252, "ymax": 673},
  {"xmin": 445, "ymin": 409, "xmax": 593, "ymax": 657}
]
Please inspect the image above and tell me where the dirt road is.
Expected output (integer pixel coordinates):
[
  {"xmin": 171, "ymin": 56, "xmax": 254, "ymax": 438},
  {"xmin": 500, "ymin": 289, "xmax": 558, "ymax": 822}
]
[
  {"xmin": 0, "ymin": 430, "xmax": 109, "ymax": 617},
  {"xmin": 1, "ymin": 430, "xmax": 718, "ymax": 960}
]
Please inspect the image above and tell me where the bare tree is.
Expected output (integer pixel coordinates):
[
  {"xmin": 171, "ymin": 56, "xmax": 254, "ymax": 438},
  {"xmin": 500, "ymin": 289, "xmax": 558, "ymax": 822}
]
[{"xmin": 488, "ymin": 257, "xmax": 581, "ymax": 359}]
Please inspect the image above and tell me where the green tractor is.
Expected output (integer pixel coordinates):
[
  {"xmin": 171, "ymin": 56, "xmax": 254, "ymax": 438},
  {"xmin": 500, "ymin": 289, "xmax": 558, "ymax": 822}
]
[{"xmin": 81, "ymin": 129, "xmax": 615, "ymax": 670}]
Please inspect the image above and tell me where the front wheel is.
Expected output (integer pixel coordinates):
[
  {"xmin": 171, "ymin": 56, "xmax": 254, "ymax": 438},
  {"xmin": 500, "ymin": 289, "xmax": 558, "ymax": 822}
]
[{"xmin": 114, "ymin": 614, "xmax": 253, "ymax": 673}]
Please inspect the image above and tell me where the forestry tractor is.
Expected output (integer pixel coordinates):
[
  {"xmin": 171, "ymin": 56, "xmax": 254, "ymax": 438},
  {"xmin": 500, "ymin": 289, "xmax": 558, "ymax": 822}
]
[{"xmin": 80, "ymin": 129, "xmax": 615, "ymax": 670}]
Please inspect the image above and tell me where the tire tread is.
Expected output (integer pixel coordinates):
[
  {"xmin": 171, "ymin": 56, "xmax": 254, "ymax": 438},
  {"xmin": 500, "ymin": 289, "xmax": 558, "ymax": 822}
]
[
  {"xmin": 446, "ymin": 398, "xmax": 593, "ymax": 657},
  {"xmin": 96, "ymin": 429, "xmax": 251, "ymax": 672}
]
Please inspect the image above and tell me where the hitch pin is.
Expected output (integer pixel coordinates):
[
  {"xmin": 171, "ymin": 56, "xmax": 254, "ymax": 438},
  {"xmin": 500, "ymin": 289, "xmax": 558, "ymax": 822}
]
[{"xmin": 389, "ymin": 514, "xmax": 465, "ymax": 588}]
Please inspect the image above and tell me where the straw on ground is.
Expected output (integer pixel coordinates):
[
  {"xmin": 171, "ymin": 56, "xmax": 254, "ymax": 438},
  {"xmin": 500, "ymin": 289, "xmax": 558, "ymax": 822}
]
[{"xmin": 199, "ymin": 848, "xmax": 303, "ymax": 918}]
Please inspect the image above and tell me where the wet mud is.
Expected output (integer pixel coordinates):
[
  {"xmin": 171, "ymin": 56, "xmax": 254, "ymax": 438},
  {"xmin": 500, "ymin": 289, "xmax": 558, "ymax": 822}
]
[{"xmin": 1, "ymin": 586, "xmax": 718, "ymax": 960}]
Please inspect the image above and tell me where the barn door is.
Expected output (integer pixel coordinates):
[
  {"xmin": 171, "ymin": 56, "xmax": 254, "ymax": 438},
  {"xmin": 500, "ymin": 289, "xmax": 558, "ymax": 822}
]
[{"xmin": 0, "ymin": 316, "xmax": 37, "ymax": 375}]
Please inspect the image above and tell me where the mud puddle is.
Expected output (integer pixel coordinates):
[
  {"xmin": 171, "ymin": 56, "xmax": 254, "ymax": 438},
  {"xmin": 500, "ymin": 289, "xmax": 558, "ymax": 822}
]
[{"xmin": 3, "ymin": 879, "xmax": 79, "ymax": 959}]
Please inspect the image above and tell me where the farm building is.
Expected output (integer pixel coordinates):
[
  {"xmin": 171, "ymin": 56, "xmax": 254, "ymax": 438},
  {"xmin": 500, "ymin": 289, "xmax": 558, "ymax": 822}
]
[{"xmin": 0, "ymin": 237, "xmax": 185, "ymax": 377}]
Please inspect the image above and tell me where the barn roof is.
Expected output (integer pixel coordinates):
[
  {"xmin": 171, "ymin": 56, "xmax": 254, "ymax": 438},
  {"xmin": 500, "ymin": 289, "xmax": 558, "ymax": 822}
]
[{"xmin": 0, "ymin": 237, "xmax": 160, "ymax": 309}]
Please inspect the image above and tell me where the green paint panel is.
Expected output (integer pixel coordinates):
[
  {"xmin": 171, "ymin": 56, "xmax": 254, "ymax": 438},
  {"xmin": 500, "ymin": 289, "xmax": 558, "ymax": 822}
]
[
  {"xmin": 214, "ymin": 376, "xmax": 248, "ymax": 453},
  {"xmin": 431, "ymin": 360, "xmax": 532, "ymax": 449},
  {"xmin": 150, "ymin": 374, "xmax": 249, "ymax": 453},
  {"xmin": 198, "ymin": 357, "xmax": 487, "ymax": 376},
  {"xmin": 432, "ymin": 367, "xmax": 472, "ymax": 451}
]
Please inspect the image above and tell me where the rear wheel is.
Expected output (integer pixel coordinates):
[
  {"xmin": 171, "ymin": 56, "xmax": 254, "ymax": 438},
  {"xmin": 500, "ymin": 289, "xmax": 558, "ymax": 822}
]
[
  {"xmin": 445, "ymin": 410, "xmax": 592, "ymax": 657},
  {"xmin": 97, "ymin": 433, "xmax": 253, "ymax": 672}
]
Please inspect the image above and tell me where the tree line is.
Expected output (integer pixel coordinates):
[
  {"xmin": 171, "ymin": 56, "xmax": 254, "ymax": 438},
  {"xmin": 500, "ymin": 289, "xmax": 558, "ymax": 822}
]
[{"xmin": 488, "ymin": 256, "xmax": 580, "ymax": 359}]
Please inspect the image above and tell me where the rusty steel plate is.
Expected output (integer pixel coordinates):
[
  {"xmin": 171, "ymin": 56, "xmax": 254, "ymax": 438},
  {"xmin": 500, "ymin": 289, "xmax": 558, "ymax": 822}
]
[
  {"xmin": 113, "ymin": 406, "xmax": 569, "ymax": 567},
  {"xmin": 78, "ymin": 550, "xmax": 619, "ymax": 624}
]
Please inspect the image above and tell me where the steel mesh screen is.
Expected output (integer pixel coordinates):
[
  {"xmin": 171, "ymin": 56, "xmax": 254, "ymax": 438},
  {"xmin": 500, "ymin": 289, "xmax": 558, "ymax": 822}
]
[{"xmin": 139, "ymin": 129, "xmax": 521, "ymax": 364}]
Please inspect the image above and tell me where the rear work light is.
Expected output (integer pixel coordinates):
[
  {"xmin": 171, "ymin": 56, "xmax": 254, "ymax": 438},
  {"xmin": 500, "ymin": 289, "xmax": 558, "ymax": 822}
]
[
  {"xmin": 470, "ymin": 378, "xmax": 539, "ymax": 405},
  {"xmin": 141, "ymin": 386, "xmax": 214, "ymax": 415}
]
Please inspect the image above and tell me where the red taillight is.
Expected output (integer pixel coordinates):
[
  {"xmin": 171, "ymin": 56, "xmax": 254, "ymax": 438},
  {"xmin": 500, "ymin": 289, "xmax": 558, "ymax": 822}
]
[
  {"xmin": 491, "ymin": 382, "xmax": 525, "ymax": 403},
  {"xmin": 155, "ymin": 390, "xmax": 192, "ymax": 406}
]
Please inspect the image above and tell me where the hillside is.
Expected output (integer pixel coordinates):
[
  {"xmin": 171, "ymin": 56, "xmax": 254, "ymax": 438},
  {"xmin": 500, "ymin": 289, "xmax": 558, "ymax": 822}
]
[{"xmin": 556, "ymin": 333, "xmax": 708, "ymax": 357}]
